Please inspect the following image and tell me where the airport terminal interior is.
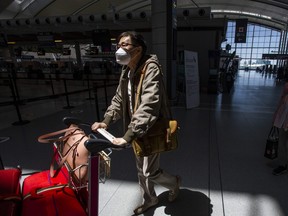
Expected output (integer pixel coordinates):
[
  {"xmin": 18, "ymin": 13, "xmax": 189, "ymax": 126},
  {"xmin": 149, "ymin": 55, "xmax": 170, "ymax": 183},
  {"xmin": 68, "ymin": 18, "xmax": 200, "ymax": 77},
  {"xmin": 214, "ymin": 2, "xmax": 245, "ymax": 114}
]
[{"xmin": 1, "ymin": 0, "xmax": 288, "ymax": 216}]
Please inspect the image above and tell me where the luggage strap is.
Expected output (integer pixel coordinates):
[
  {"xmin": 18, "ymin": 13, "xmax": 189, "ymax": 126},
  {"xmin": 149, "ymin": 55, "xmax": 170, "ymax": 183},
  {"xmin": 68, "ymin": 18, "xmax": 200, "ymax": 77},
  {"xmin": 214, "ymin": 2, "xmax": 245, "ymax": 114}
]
[
  {"xmin": 0, "ymin": 194, "xmax": 22, "ymax": 201},
  {"xmin": 23, "ymin": 184, "xmax": 69, "ymax": 200}
]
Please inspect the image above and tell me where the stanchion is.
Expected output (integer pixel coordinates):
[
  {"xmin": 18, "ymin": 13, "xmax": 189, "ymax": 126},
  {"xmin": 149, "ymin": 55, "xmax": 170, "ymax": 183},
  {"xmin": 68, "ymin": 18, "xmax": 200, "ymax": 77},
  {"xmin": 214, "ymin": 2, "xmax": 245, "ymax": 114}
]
[
  {"xmin": 63, "ymin": 79, "xmax": 74, "ymax": 109},
  {"xmin": 86, "ymin": 74, "xmax": 94, "ymax": 100},
  {"xmin": 104, "ymin": 80, "xmax": 108, "ymax": 108},
  {"xmin": 93, "ymin": 84, "xmax": 100, "ymax": 121},
  {"xmin": 11, "ymin": 72, "xmax": 25, "ymax": 105},
  {"xmin": 8, "ymin": 75, "xmax": 30, "ymax": 126},
  {"xmin": 11, "ymin": 73, "xmax": 20, "ymax": 102},
  {"xmin": 49, "ymin": 75, "xmax": 56, "ymax": 97}
]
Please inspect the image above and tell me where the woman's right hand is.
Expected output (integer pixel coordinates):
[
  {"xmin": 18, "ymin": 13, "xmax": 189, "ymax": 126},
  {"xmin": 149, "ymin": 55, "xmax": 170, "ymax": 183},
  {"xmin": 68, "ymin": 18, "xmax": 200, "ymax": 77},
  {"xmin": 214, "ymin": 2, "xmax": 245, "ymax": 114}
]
[{"xmin": 91, "ymin": 122, "xmax": 107, "ymax": 132}]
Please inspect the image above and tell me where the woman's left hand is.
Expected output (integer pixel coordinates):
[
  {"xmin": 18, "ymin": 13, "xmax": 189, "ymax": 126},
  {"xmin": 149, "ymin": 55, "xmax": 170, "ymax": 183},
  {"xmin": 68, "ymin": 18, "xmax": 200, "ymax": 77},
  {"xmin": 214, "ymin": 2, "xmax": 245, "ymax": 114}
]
[{"xmin": 112, "ymin": 138, "xmax": 127, "ymax": 145}]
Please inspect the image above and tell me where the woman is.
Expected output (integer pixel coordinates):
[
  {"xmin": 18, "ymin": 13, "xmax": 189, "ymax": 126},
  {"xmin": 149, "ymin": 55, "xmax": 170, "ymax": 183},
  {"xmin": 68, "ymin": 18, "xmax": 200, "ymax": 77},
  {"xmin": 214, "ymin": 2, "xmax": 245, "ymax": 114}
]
[
  {"xmin": 91, "ymin": 31, "xmax": 180, "ymax": 215},
  {"xmin": 272, "ymin": 82, "xmax": 288, "ymax": 175}
]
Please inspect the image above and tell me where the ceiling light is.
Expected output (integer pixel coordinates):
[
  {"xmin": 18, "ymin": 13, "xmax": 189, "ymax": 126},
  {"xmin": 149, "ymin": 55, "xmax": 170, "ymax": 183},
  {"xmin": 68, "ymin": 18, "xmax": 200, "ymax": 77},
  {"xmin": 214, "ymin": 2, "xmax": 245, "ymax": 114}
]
[
  {"xmin": 183, "ymin": 10, "xmax": 189, "ymax": 17},
  {"xmin": 89, "ymin": 15, "xmax": 95, "ymax": 21},
  {"xmin": 56, "ymin": 17, "xmax": 61, "ymax": 24},
  {"xmin": 66, "ymin": 17, "xmax": 72, "ymax": 23},
  {"xmin": 140, "ymin": 12, "xmax": 146, "ymax": 19},
  {"xmin": 101, "ymin": 14, "xmax": 107, "ymax": 20},
  {"xmin": 114, "ymin": 13, "xmax": 120, "ymax": 20},
  {"xmin": 126, "ymin": 12, "xmax": 133, "ymax": 19},
  {"xmin": 78, "ymin": 16, "xmax": 83, "ymax": 22}
]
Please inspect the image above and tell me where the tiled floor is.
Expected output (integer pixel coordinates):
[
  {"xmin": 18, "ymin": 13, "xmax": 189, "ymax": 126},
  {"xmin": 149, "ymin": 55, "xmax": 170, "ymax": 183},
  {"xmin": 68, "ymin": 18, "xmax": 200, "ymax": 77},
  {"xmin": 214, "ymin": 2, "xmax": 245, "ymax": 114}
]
[{"xmin": 0, "ymin": 70, "xmax": 288, "ymax": 216}]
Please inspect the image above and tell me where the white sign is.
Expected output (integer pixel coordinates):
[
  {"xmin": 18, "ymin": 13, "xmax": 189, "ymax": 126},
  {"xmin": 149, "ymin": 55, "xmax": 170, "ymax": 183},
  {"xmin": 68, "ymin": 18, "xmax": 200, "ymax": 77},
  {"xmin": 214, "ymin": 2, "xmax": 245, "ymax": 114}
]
[{"xmin": 184, "ymin": 50, "xmax": 200, "ymax": 109}]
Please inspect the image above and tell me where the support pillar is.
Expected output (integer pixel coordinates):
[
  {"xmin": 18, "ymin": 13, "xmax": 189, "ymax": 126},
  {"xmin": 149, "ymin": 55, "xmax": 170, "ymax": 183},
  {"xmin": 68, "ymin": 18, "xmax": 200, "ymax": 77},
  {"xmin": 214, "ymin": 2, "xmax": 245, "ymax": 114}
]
[
  {"xmin": 75, "ymin": 41, "xmax": 82, "ymax": 70},
  {"xmin": 151, "ymin": 0, "xmax": 177, "ymax": 100}
]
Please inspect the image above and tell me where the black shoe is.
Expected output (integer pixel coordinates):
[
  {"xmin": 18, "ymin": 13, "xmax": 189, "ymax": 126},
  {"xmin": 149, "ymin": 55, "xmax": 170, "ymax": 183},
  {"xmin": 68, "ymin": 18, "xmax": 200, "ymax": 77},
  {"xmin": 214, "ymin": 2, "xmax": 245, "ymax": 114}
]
[{"xmin": 273, "ymin": 165, "xmax": 287, "ymax": 176}]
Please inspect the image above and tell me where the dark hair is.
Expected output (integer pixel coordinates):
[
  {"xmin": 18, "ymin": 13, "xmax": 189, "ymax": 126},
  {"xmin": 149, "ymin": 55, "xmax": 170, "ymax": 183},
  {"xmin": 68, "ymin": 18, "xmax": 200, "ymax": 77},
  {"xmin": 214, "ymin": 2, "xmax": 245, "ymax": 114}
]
[{"xmin": 117, "ymin": 31, "xmax": 147, "ymax": 54}]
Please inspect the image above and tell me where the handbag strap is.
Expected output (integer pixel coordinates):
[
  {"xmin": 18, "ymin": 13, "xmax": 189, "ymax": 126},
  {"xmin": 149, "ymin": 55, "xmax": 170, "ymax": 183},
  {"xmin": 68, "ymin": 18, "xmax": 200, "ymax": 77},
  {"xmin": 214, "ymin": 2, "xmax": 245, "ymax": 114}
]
[
  {"xmin": 38, "ymin": 126, "xmax": 80, "ymax": 143},
  {"xmin": 133, "ymin": 61, "xmax": 172, "ymax": 118},
  {"xmin": 38, "ymin": 126, "xmax": 86, "ymax": 178},
  {"xmin": 268, "ymin": 126, "xmax": 279, "ymax": 138},
  {"xmin": 134, "ymin": 63, "xmax": 149, "ymax": 113},
  {"xmin": 50, "ymin": 134, "xmax": 86, "ymax": 178}
]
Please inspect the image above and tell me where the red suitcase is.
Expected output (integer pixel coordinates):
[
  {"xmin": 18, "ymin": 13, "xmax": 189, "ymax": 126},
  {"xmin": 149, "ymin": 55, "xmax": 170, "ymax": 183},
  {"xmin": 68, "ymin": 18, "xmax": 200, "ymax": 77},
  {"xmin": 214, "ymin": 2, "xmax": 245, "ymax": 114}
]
[
  {"xmin": 0, "ymin": 168, "xmax": 22, "ymax": 216},
  {"xmin": 21, "ymin": 167, "xmax": 88, "ymax": 216},
  {"xmin": 21, "ymin": 184, "xmax": 87, "ymax": 216},
  {"xmin": 21, "ymin": 168, "xmax": 69, "ymax": 197}
]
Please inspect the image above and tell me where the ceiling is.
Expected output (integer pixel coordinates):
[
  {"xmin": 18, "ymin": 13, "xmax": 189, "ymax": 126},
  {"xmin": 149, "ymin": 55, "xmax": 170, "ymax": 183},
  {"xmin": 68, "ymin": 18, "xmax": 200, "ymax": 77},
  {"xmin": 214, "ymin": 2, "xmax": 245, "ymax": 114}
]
[{"xmin": 0, "ymin": 0, "xmax": 288, "ymax": 45}]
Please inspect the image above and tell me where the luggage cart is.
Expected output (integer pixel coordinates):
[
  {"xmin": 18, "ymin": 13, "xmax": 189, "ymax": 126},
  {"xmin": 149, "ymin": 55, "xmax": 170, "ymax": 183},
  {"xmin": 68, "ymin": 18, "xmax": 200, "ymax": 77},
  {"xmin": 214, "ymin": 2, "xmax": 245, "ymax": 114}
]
[
  {"xmin": 22, "ymin": 117, "xmax": 105, "ymax": 216},
  {"xmin": 85, "ymin": 135, "xmax": 115, "ymax": 216},
  {"xmin": 62, "ymin": 117, "xmax": 125, "ymax": 216},
  {"xmin": 1, "ymin": 117, "xmax": 122, "ymax": 216}
]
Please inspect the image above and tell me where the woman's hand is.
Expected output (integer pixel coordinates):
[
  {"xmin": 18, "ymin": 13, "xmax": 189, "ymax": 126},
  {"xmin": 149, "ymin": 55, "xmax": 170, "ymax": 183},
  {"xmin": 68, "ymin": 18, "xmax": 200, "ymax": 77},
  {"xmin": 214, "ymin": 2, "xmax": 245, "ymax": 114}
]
[
  {"xmin": 112, "ymin": 138, "xmax": 127, "ymax": 145},
  {"xmin": 91, "ymin": 122, "xmax": 107, "ymax": 132}
]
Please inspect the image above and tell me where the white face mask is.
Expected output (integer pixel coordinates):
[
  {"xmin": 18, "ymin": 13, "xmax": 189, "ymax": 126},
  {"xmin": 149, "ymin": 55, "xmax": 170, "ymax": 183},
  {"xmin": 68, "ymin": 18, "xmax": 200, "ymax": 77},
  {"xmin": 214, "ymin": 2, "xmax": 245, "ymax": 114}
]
[{"xmin": 115, "ymin": 48, "xmax": 131, "ymax": 65}]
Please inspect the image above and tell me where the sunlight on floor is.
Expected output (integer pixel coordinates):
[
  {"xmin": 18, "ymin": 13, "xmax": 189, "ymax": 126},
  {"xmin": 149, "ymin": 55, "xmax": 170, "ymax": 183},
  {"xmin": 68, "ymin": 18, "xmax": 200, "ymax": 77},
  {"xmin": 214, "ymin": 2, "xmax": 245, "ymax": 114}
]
[
  {"xmin": 222, "ymin": 192, "xmax": 284, "ymax": 216},
  {"xmin": 98, "ymin": 179, "xmax": 285, "ymax": 216}
]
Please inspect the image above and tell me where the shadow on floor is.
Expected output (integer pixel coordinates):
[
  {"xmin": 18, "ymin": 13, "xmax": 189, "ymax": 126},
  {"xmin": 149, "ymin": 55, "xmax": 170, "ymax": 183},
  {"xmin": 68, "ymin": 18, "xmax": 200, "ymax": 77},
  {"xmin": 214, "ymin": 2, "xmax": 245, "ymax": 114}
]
[{"xmin": 139, "ymin": 189, "xmax": 213, "ymax": 216}]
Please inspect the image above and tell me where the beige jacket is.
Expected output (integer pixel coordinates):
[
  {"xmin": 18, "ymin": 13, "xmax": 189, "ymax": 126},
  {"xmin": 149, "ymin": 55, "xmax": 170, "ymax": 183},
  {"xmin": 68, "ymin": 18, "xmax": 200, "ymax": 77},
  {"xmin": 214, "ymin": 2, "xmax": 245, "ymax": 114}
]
[{"xmin": 102, "ymin": 54, "xmax": 171, "ymax": 143}]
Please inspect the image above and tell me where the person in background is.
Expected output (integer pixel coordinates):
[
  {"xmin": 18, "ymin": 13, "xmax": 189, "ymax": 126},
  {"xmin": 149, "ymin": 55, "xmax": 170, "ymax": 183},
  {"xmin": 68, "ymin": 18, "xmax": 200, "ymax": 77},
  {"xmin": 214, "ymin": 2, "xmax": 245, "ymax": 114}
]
[
  {"xmin": 272, "ymin": 81, "xmax": 288, "ymax": 175},
  {"xmin": 91, "ymin": 31, "xmax": 181, "ymax": 215}
]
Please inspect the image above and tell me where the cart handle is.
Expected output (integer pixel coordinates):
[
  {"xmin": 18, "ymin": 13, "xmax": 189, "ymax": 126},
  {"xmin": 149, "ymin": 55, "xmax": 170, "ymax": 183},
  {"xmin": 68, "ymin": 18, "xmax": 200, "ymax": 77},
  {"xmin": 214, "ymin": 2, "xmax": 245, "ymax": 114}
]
[{"xmin": 84, "ymin": 139, "xmax": 125, "ymax": 153}]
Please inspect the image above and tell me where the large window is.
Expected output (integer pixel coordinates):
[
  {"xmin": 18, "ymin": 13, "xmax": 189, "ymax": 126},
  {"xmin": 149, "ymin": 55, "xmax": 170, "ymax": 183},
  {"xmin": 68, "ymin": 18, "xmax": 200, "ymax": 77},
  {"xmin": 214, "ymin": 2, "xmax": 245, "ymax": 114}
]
[{"xmin": 221, "ymin": 21, "xmax": 281, "ymax": 70}]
